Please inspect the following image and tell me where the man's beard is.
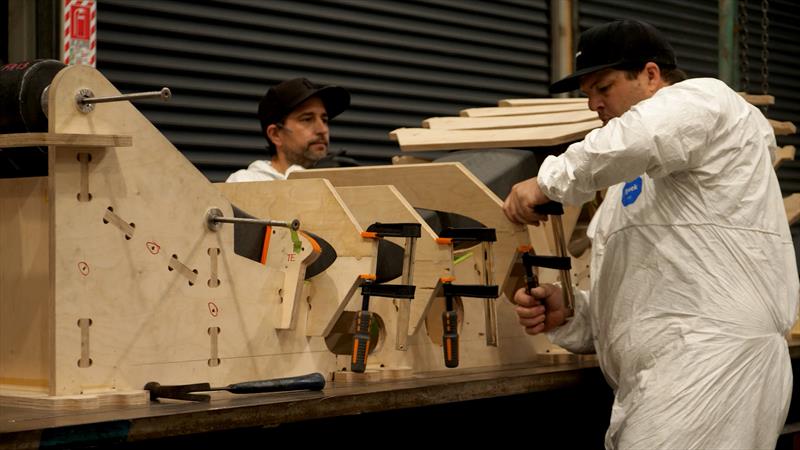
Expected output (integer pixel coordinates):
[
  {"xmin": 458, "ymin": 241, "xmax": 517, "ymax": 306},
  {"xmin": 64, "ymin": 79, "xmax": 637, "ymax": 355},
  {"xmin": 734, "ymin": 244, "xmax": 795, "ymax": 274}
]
[{"xmin": 287, "ymin": 140, "xmax": 328, "ymax": 168}]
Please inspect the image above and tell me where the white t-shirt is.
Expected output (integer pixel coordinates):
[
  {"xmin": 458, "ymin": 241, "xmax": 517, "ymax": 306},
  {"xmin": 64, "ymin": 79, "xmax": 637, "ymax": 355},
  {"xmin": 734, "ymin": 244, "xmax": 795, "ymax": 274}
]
[{"xmin": 226, "ymin": 159, "xmax": 305, "ymax": 182}]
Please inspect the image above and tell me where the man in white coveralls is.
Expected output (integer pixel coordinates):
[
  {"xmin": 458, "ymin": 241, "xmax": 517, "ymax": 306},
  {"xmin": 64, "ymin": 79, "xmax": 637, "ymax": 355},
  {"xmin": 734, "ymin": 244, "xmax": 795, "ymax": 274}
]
[{"xmin": 503, "ymin": 19, "xmax": 799, "ymax": 449}]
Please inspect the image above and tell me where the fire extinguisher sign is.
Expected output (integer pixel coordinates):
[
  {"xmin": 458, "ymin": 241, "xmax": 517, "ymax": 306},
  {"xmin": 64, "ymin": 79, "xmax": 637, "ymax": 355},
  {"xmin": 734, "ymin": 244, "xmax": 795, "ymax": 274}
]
[{"xmin": 62, "ymin": 0, "xmax": 97, "ymax": 67}]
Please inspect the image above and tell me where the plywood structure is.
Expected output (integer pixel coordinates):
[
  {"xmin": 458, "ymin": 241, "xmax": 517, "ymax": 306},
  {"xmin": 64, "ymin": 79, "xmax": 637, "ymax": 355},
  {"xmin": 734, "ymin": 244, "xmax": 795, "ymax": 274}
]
[
  {"xmin": 291, "ymin": 163, "xmax": 584, "ymax": 361},
  {"xmin": 216, "ymin": 179, "xmax": 376, "ymax": 338},
  {"xmin": 0, "ymin": 65, "xmax": 338, "ymax": 408}
]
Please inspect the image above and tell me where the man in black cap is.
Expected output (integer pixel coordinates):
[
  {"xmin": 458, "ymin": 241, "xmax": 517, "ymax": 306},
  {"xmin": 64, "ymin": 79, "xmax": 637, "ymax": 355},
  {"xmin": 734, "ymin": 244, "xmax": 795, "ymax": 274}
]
[
  {"xmin": 504, "ymin": 19, "xmax": 797, "ymax": 449},
  {"xmin": 227, "ymin": 77, "xmax": 350, "ymax": 182}
]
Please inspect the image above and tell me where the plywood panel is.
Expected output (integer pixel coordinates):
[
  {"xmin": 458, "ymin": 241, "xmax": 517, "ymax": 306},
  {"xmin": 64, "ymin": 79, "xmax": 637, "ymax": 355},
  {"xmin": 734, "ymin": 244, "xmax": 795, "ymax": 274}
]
[
  {"xmin": 0, "ymin": 177, "xmax": 50, "ymax": 393},
  {"xmin": 461, "ymin": 102, "xmax": 589, "ymax": 118},
  {"xmin": 423, "ymin": 109, "xmax": 598, "ymax": 130},
  {"xmin": 498, "ymin": 98, "xmax": 589, "ymax": 107},
  {"xmin": 0, "ymin": 64, "xmax": 339, "ymax": 402}
]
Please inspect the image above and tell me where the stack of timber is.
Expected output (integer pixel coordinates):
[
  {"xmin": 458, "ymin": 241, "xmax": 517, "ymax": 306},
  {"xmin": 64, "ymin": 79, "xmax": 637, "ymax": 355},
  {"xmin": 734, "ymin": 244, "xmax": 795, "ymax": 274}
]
[{"xmin": 390, "ymin": 98, "xmax": 601, "ymax": 152}]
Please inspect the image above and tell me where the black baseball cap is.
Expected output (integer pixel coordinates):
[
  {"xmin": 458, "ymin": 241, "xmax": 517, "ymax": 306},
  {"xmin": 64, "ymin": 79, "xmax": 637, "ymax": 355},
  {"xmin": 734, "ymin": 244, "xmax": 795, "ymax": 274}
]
[
  {"xmin": 549, "ymin": 19, "xmax": 678, "ymax": 94},
  {"xmin": 257, "ymin": 77, "xmax": 350, "ymax": 133}
]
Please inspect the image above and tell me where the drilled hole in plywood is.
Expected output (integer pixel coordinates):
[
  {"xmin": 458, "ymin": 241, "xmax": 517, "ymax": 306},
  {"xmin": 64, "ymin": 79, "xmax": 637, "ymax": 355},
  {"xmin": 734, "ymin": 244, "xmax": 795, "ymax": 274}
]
[
  {"xmin": 189, "ymin": 269, "xmax": 198, "ymax": 286},
  {"xmin": 102, "ymin": 206, "xmax": 113, "ymax": 224},
  {"xmin": 76, "ymin": 192, "xmax": 93, "ymax": 201},
  {"xmin": 77, "ymin": 358, "xmax": 93, "ymax": 367},
  {"xmin": 125, "ymin": 223, "xmax": 135, "ymax": 240}
]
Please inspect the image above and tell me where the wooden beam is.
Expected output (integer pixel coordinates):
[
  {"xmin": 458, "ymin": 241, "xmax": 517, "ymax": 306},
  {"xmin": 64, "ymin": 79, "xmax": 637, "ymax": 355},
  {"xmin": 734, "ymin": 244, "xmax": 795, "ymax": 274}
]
[
  {"xmin": 775, "ymin": 146, "xmax": 796, "ymax": 169},
  {"xmin": 498, "ymin": 98, "xmax": 587, "ymax": 107},
  {"xmin": 423, "ymin": 109, "xmax": 598, "ymax": 130},
  {"xmin": 0, "ymin": 132, "xmax": 132, "ymax": 148},
  {"xmin": 770, "ymin": 120, "xmax": 797, "ymax": 136},
  {"xmin": 461, "ymin": 102, "xmax": 588, "ymax": 118},
  {"xmin": 737, "ymin": 92, "xmax": 775, "ymax": 106},
  {"xmin": 390, "ymin": 120, "xmax": 602, "ymax": 152}
]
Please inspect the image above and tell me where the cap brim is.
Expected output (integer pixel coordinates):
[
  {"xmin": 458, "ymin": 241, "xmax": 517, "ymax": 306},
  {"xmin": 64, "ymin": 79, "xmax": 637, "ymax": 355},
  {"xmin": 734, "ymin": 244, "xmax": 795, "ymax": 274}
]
[
  {"xmin": 549, "ymin": 60, "xmax": 622, "ymax": 94},
  {"xmin": 313, "ymin": 86, "xmax": 351, "ymax": 119}
]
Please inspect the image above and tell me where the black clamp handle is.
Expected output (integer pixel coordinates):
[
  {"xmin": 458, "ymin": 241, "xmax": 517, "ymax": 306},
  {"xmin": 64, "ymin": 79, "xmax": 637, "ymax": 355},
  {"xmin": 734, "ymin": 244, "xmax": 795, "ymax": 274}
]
[
  {"xmin": 533, "ymin": 201, "xmax": 564, "ymax": 216},
  {"xmin": 366, "ymin": 222, "xmax": 421, "ymax": 238},
  {"xmin": 438, "ymin": 227, "xmax": 497, "ymax": 243}
]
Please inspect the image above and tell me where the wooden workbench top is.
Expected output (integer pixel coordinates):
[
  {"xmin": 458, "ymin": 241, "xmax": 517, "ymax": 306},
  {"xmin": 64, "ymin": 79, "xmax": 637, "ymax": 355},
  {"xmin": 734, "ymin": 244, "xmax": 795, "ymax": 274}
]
[{"xmin": 1, "ymin": 356, "xmax": 599, "ymax": 446}]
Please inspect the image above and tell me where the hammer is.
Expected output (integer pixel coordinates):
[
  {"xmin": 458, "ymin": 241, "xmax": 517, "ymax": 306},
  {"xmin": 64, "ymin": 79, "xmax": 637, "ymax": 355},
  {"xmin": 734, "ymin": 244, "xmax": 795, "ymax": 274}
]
[{"xmin": 144, "ymin": 372, "xmax": 325, "ymax": 402}]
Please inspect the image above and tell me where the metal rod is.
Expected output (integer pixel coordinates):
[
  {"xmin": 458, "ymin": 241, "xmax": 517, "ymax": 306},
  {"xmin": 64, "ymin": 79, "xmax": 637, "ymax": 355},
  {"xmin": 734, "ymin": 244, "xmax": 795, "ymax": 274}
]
[
  {"xmin": 551, "ymin": 215, "xmax": 575, "ymax": 314},
  {"xmin": 212, "ymin": 216, "xmax": 300, "ymax": 231},
  {"xmin": 79, "ymin": 88, "xmax": 171, "ymax": 105}
]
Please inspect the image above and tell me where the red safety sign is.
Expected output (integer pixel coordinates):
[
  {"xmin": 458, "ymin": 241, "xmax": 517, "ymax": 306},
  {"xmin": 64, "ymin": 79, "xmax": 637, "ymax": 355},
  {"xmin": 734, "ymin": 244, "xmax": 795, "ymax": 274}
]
[{"xmin": 62, "ymin": 0, "xmax": 96, "ymax": 67}]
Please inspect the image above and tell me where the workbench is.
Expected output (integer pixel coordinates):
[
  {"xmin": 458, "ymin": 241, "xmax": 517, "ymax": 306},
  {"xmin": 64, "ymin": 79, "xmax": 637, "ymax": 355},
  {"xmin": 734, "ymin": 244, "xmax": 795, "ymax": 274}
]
[
  {"xmin": 2, "ymin": 356, "xmax": 609, "ymax": 448},
  {"xmin": 4, "ymin": 342, "xmax": 800, "ymax": 449}
]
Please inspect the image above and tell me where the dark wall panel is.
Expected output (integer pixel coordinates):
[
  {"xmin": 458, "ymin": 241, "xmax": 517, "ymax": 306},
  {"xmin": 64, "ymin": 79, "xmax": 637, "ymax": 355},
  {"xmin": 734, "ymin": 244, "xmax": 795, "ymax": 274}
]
[
  {"xmin": 578, "ymin": 0, "xmax": 719, "ymax": 79},
  {"xmin": 96, "ymin": 0, "xmax": 550, "ymax": 181}
]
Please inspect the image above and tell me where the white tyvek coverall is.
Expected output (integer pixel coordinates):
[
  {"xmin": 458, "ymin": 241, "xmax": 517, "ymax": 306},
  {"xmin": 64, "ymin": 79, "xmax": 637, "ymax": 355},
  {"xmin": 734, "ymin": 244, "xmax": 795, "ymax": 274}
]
[{"xmin": 538, "ymin": 78, "xmax": 799, "ymax": 449}]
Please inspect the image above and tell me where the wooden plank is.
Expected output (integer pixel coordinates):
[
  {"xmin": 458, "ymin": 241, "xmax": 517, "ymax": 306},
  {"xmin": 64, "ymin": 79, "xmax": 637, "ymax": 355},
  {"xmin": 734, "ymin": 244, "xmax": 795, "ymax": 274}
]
[
  {"xmin": 786, "ymin": 193, "xmax": 800, "ymax": 225},
  {"xmin": 423, "ymin": 109, "xmax": 598, "ymax": 130},
  {"xmin": 498, "ymin": 98, "xmax": 588, "ymax": 107},
  {"xmin": 775, "ymin": 146, "xmax": 796, "ymax": 169},
  {"xmin": 0, "ymin": 133, "xmax": 132, "ymax": 148},
  {"xmin": 737, "ymin": 92, "xmax": 775, "ymax": 106},
  {"xmin": 390, "ymin": 120, "xmax": 602, "ymax": 152},
  {"xmin": 391, "ymin": 155, "xmax": 433, "ymax": 165},
  {"xmin": 461, "ymin": 102, "xmax": 588, "ymax": 118},
  {"xmin": 770, "ymin": 120, "xmax": 797, "ymax": 136}
]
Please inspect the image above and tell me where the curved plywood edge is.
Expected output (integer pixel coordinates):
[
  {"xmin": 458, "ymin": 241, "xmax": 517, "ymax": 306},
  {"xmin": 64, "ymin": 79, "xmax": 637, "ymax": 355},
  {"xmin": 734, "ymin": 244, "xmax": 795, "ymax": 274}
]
[
  {"xmin": 422, "ymin": 109, "xmax": 599, "ymax": 130},
  {"xmin": 35, "ymin": 65, "xmax": 334, "ymax": 396},
  {"xmin": 0, "ymin": 132, "xmax": 132, "ymax": 148},
  {"xmin": 770, "ymin": 120, "xmax": 797, "ymax": 136},
  {"xmin": 215, "ymin": 179, "xmax": 371, "ymax": 257},
  {"xmin": 498, "ymin": 98, "xmax": 588, "ymax": 107},
  {"xmin": 460, "ymin": 102, "xmax": 588, "ymax": 118},
  {"xmin": 390, "ymin": 120, "xmax": 602, "ymax": 152},
  {"xmin": 335, "ymin": 185, "xmax": 452, "ymax": 336}
]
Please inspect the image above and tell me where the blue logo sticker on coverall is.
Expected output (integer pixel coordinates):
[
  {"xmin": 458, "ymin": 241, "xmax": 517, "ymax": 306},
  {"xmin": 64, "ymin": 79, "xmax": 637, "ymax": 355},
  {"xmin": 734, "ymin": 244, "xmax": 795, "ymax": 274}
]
[{"xmin": 621, "ymin": 177, "xmax": 642, "ymax": 206}]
